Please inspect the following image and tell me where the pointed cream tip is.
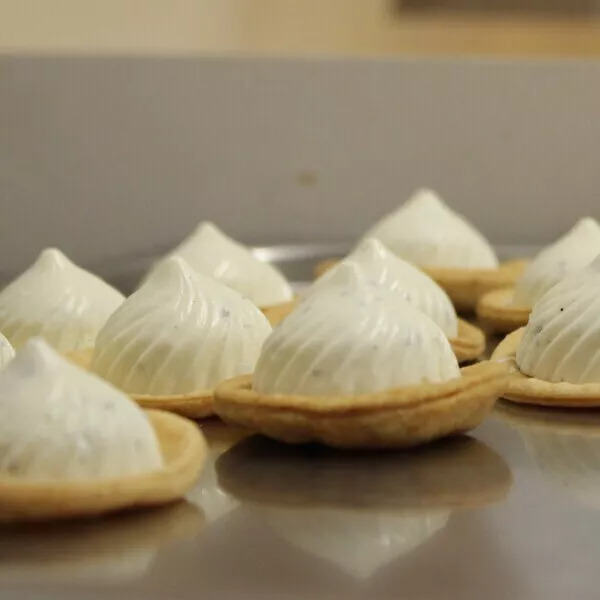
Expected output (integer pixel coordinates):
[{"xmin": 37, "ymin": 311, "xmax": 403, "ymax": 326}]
[{"xmin": 36, "ymin": 247, "xmax": 70, "ymax": 269}]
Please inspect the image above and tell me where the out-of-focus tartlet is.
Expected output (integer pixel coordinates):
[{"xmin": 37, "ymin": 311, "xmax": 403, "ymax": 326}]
[
  {"xmin": 85, "ymin": 256, "xmax": 272, "ymax": 418},
  {"xmin": 0, "ymin": 248, "xmax": 124, "ymax": 355},
  {"xmin": 264, "ymin": 238, "xmax": 485, "ymax": 362},
  {"xmin": 492, "ymin": 254, "xmax": 600, "ymax": 407},
  {"xmin": 215, "ymin": 263, "xmax": 507, "ymax": 448},
  {"xmin": 144, "ymin": 221, "xmax": 294, "ymax": 310},
  {"xmin": 478, "ymin": 217, "xmax": 600, "ymax": 333},
  {"xmin": 0, "ymin": 338, "xmax": 206, "ymax": 522},
  {"xmin": 315, "ymin": 189, "xmax": 526, "ymax": 312}
]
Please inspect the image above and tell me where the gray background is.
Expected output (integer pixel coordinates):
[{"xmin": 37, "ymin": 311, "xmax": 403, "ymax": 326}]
[{"xmin": 1, "ymin": 55, "xmax": 599, "ymax": 279}]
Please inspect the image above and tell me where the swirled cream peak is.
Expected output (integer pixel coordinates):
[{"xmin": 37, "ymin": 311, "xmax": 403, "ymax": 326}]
[
  {"xmin": 0, "ymin": 338, "xmax": 163, "ymax": 481},
  {"xmin": 150, "ymin": 222, "xmax": 293, "ymax": 307},
  {"xmin": 516, "ymin": 254, "xmax": 600, "ymax": 384},
  {"xmin": 0, "ymin": 248, "xmax": 124, "ymax": 353},
  {"xmin": 92, "ymin": 256, "xmax": 272, "ymax": 396},
  {"xmin": 306, "ymin": 238, "xmax": 458, "ymax": 337},
  {"xmin": 0, "ymin": 333, "xmax": 15, "ymax": 369},
  {"xmin": 513, "ymin": 217, "xmax": 600, "ymax": 308},
  {"xmin": 362, "ymin": 188, "xmax": 498, "ymax": 269},
  {"xmin": 253, "ymin": 263, "xmax": 460, "ymax": 396}
]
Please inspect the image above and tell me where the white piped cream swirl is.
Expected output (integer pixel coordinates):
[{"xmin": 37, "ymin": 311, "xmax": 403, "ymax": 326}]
[
  {"xmin": 0, "ymin": 248, "xmax": 124, "ymax": 353},
  {"xmin": 0, "ymin": 338, "xmax": 163, "ymax": 481},
  {"xmin": 306, "ymin": 238, "xmax": 458, "ymax": 337},
  {"xmin": 92, "ymin": 256, "xmax": 272, "ymax": 396},
  {"xmin": 253, "ymin": 263, "xmax": 460, "ymax": 396},
  {"xmin": 516, "ymin": 254, "xmax": 600, "ymax": 384},
  {"xmin": 362, "ymin": 188, "xmax": 498, "ymax": 269},
  {"xmin": 0, "ymin": 333, "xmax": 15, "ymax": 369},
  {"xmin": 149, "ymin": 222, "xmax": 293, "ymax": 307},
  {"xmin": 513, "ymin": 217, "xmax": 600, "ymax": 308}
]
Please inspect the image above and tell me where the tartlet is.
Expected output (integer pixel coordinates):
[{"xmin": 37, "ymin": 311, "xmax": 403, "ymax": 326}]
[
  {"xmin": 89, "ymin": 256, "xmax": 272, "ymax": 418},
  {"xmin": 144, "ymin": 221, "xmax": 294, "ymax": 309},
  {"xmin": 492, "ymin": 255, "xmax": 600, "ymax": 407},
  {"xmin": 215, "ymin": 264, "xmax": 507, "ymax": 449},
  {"xmin": 215, "ymin": 435, "xmax": 511, "ymax": 578},
  {"xmin": 0, "ymin": 248, "xmax": 124, "ymax": 355},
  {"xmin": 314, "ymin": 189, "xmax": 526, "ymax": 312},
  {"xmin": 263, "ymin": 238, "xmax": 485, "ymax": 362},
  {"xmin": 0, "ymin": 339, "xmax": 207, "ymax": 522},
  {"xmin": 477, "ymin": 217, "xmax": 600, "ymax": 333}
]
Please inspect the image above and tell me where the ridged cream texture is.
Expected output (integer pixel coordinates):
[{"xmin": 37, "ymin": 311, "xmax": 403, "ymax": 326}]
[
  {"xmin": 92, "ymin": 256, "xmax": 272, "ymax": 396},
  {"xmin": 253, "ymin": 263, "xmax": 460, "ymax": 396},
  {"xmin": 0, "ymin": 333, "xmax": 15, "ymax": 369},
  {"xmin": 516, "ymin": 255, "xmax": 600, "ymax": 383},
  {"xmin": 513, "ymin": 217, "xmax": 600, "ymax": 307},
  {"xmin": 306, "ymin": 238, "xmax": 458, "ymax": 337},
  {"xmin": 0, "ymin": 248, "xmax": 124, "ymax": 353},
  {"xmin": 362, "ymin": 188, "xmax": 498, "ymax": 269},
  {"xmin": 260, "ymin": 507, "xmax": 449, "ymax": 579},
  {"xmin": 0, "ymin": 338, "xmax": 163, "ymax": 481},
  {"xmin": 521, "ymin": 430, "xmax": 600, "ymax": 510},
  {"xmin": 148, "ymin": 221, "xmax": 294, "ymax": 307}
]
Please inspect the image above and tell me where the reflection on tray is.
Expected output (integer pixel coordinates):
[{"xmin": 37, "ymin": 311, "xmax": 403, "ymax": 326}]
[
  {"xmin": 216, "ymin": 435, "xmax": 512, "ymax": 579},
  {"xmin": 497, "ymin": 402, "xmax": 600, "ymax": 510},
  {"xmin": 0, "ymin": 501, "xmax": 203, "ymax": 585},
  {"xmin": 185, "ymin": 420, "xmax": 250, "ymax": 523}
]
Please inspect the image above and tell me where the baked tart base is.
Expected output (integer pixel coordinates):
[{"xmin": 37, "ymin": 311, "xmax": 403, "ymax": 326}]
[
  {"xmin": 213, "ymin": 362, "xmax": 508, "ymax": 449},
  {"xmin": 66, "ymin": 349, "xmax": 214, "ymax": 419},
  {"xmin": 476, "ymin": 287, "xmax": 530, "ymax": 334},
  {"xmin": 261, "ymin": 300, "xmax": 299, "ymax": 327},
  {"xmin": 314, "ymin": 258, "xmax": 528, "ymax": 313},
  {"xmin": 492, "ymin": 328, "xmax": 600, "ymax": 407},
  {"xmin": 0, "ymin": 410, "xmax": 208, "ymax": 522},
  {"xmin": 262, "ymin": 303, "xmax": 484, "ymax": 363}
]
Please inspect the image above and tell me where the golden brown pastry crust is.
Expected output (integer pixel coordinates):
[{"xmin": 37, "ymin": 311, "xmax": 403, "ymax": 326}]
[
  {"xmin": 261, "ymin": 300, "xmax": 298, "ymax": 327},
  {"xmin": 262, "ymin": 303, "xmax": 484, "ymax": 363},
  {"xmin": 132, "ymin": 392, "xmax": 213, "ymax": 419},
  {"xmin": 0, "ymin": 410, "xmax": 208, "ymax": 522},
  {"xmin": 492, "ymin": 328, "xmax": 600, "ymax": 407},
  {"xmin": 452, "ymin": 319, "xmax": 486, "ymax": 363},
  {"xmin": 65, "ymin": 349, "xmax": 213, "ymax": 418},
  {"xmin": 476, "ymin": 287, "xmax": 530, "ymax": 334},
  {"xmin": 213, "ymin": 362, "xmax": 508, "ymax": 449},
  {"xmin": 216, "ymin": 434, "xmax": 512, "ymax": 510},
  {"xmin": 314, "ymin": 258, "xmax": 528, "ymax": 313}
]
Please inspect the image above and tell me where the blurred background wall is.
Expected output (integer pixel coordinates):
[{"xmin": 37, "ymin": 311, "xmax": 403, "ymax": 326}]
[
  {"xmin": 1, "ymin": 0, "xmax": 600, "ymax": 278},
  {"xmin": 3, "ymin": 0, "xmax": 600, "ymax": 56}
]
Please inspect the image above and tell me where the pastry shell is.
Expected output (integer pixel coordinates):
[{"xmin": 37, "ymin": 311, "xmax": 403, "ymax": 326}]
[
  {"xmin": 213, "ymin": 362, "xmax": 508, "ymax": 449},
  {"xmin": 314, "ymin": 258, "xmax": 528, "ymax": 313},
  {"xmin": 262, "ymin": 302, "xmax": 485, "ymax": 363},
  {"xmin": 216, "ymin": 434, "xmax": 512, "ymax": 509},
  {"xmin": 492, "ymin": 328, "xmax": 600, "ymax": 407},
  {"xmin": 0, "ymin": 409, "xmax": 208, "ymax": 522},
  {"xmin": 66, "ymin": 349, "xmax": 213, "ymax": 419},
  {"xmin": 476, "ymin": 287, "xmax": 530, "ymax": 334}
]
